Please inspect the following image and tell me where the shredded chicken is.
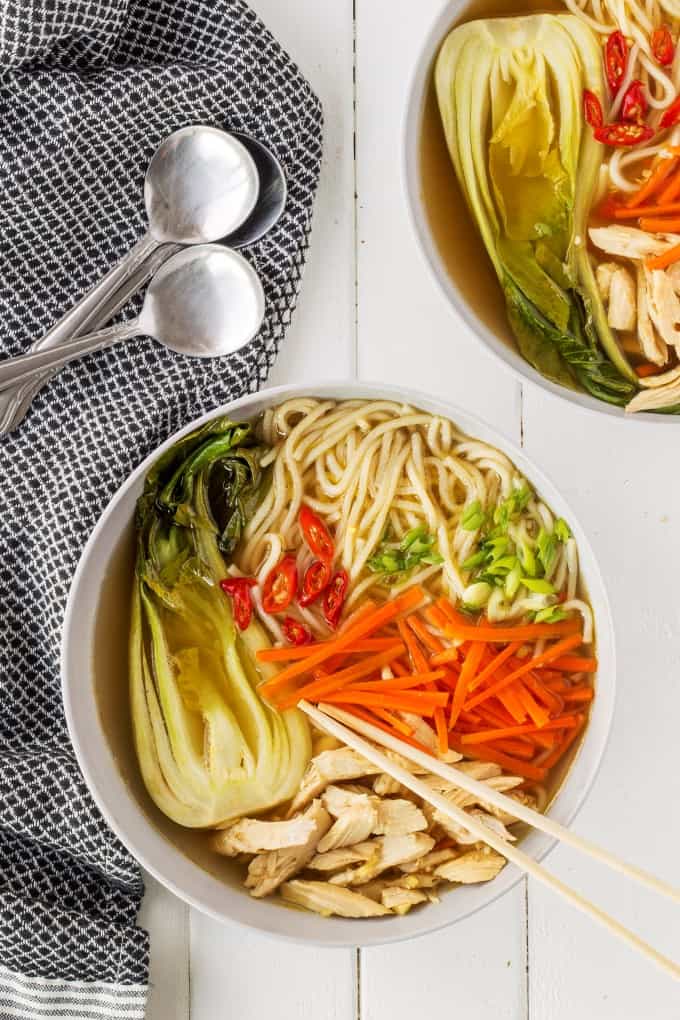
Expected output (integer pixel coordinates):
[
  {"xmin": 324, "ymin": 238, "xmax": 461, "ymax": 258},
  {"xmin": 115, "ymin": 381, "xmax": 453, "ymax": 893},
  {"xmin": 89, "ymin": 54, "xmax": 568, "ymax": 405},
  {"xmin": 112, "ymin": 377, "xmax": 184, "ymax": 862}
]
[
  {"xmin": 595, "ymin": 261, "xmax": 619, "ymax": 303},
  {"xmin": 636, "ymin": 264, "xmax": 668, "ymax": 366},
  {"xmin": 645, "ymin": 267, "xmax": 680, "ymax": 354},
  {"xmin": 316, "ymin": 802, "xmax": 378, "ymax": 853},
  {"xmin": 589, "ymin": 225, "xmax": 680, "ymax": 260},
  {"xmin": 244, "ymin": 800, "xmax": 331, "ymax": 898},
  {"xmin": 373, "ymin": 773, "xmax": 403, "ymax": 796},
  {"xmin": 433, "ymin": 808, "xmax": 516, "ymax": 846},
  {"xmin": 435, "ymin": 848, "xmax": 507, "ymax": 884},
  {"xmin": 381, "ymin": 887, "xmax": 428, "ymax": 915},
  {"xmin": 607, "ymin": 266, "xmax": 636, "ymax": 331},
  {"xmin": 329, "ymin": 833, "xmax": 435, "ymax": 886},
  {"xmin": 308, "ymin": 844, "xmax": 374, "ymax": 872},
  {"xmin": 213, "ymin": 813, "xmax": 318, "ymax": 856},
  {"xmin": 287, "ymin": 749, "xmax": 380, "ymax": 815},
  {"xmin": 281, "ymin": 880, "xmax": 392, "ymax": 918}
]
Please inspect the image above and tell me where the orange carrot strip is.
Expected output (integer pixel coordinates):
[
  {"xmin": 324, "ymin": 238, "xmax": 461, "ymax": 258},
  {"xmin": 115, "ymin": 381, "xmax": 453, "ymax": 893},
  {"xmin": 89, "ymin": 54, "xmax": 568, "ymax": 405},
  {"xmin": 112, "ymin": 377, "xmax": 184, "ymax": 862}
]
[
  {"xmin": 448, "ymin": 736, "xmax": 547, "ymax": 782},
  {"xmin": 407, "ymin": 615, "xmax": 446, "ymax": 655},
  {"xmin": 635, "ymin": 363, "xmax": 667, "ymax": 379},
  {"xmin": 434, "ymin": 707, "xmax": 449, "ymax": 756},
  {"xmin": 257, "ymin": 636, "xmax": 406, "ymax": 663},
  {"xmin": 390, "ymin": 659, "xmax": 410, "ymax": 678},
  {"xmin": 462, "ymin": 640, "xmax": 522, "ymax": 691},
  {"xmin": 373, "ymin": 707, "xmax": 414, "ymax": 737},
  {"xmin": 346, "ymin": 669, "xmax": 446, "ymax": 691},
  {"xmin": 323, "ymin": 689, "xmax": 448, "ymax": 716},
  {"xmin": 398, "ymin": 618, "xmax": 429, "ymax": 674},
  {"xmin": 540, "ymin": 717, "xmax": 585, "ymax": 770},
  {"xmin": 278, "ymin": 644, "xmax": 404, "ymax": 707},
  {"xmin": 522, "ymin": 672, "xmax": 563, "ymax": 714},
  {"xmin": 438, "ymin": 617, "xmax": 581, "ymax": 644},
  {"xmin": 626, "ymin": 154, "xmax": 679, "ymax": 207},
  {"xmin": 496, "ymin": 684, "xmax": 528, "ymax": 724},
  {"xmin": 491, "ymin": 738, "xmax": 536, "ymax": 760},
  {"xmin": 428, "ymin": 646, "xmax": 465, "ymax": 666},
  {"xmin": 460, "ymin": 713, "xmax": 581, "ymax": 745},
  {"xmin": 615, "ymin": 201, "xmax": 680, "ymax": 219},
  {"xmin": 549, "ymin": 655, "xmax": 598, "ymax": 673},
  {"xmin": 659, "ymin": 170, "xmax": 680, "ymax": 203},
  {"xmin": 424, "ymin": 604, "xmax": 451, "ymax": 632},
  {"xmin": 646, "ymin": 241, "xmax": 680, "ymax": 270},
  {"xmin": 333, "ymin": 704, "xmax": 434, "ymax": 755},
  {"xmin": 562, "ymin": 687, "xmax": 595, "ymax": 704},
  {"xmin": 464, "ymin": 633, "xmax": 583, "ymax": 711},
  {"xmin": 449, "ymin": 641, "xmax": 485, "ymax": 730},
  {"xmin": 260, "ymin": 587, "xmax": 424, "ymax": 695},
  {"xmin": 515, "ymin": 682, "xmax": 550, "ymax": 728},
  {"xmin": 640, "ymin": 216, "xmax": 680, "ymax": 232},
  {"xmin": 530, "ymin": 730, "xmax": 558, "ymax": 751}
]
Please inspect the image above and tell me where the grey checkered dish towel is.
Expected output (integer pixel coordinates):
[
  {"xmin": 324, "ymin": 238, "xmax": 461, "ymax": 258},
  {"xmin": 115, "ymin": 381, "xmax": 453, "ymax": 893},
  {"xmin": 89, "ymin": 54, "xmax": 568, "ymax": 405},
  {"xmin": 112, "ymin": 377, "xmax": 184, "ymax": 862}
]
[{"xmin": 0, "ymin": 0, "xmax": 322, "ymax": 1015}]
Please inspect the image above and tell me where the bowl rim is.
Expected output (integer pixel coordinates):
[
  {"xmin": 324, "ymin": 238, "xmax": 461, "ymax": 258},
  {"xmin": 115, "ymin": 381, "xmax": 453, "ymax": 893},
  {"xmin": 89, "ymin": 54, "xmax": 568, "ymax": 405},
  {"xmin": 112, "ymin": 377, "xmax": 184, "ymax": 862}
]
[
  {"xmin": 62, "ymin": 380, "xmax": 616, "ymax": 947},
  {"xmin": 400, "ymin": 0, "xmax": 679, "ymax": 427}
]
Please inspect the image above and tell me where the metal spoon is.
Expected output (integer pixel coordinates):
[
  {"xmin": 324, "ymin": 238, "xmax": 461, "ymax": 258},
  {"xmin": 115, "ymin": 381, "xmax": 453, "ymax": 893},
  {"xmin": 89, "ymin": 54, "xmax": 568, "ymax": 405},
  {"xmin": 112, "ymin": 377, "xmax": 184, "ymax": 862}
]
[
  {"xmin": 0, "ymin": 124, "xmax": 267, "ymax": 434},
  {"xmin": 0, "ymin": 246, "xmax": 266, "ymax": 392}
]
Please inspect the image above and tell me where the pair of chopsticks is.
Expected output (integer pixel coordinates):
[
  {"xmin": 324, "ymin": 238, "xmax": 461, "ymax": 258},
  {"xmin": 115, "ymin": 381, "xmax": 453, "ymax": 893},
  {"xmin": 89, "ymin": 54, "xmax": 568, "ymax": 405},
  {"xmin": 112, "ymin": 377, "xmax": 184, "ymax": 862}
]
[{"xmin": 299, "ymin": 700, "xmax": 680, "ymax": 981}]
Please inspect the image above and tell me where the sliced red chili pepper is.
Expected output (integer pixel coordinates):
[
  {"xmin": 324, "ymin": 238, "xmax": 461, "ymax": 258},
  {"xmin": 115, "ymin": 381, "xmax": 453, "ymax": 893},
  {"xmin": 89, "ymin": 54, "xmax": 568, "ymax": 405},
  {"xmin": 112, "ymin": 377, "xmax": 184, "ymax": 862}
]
[
  {"xmin": 220, "ymin": 577, "xmax": 257, "ymax": 631},
  {"xmin": 299, "ymin": 505, "xmax": 334, "ymax": 563},
  {"xmin": 621, "ymin": 80, "xmax": 648, "ymax": 123},
  {"xmin": 661, "ymin": 93, "xmax": 680, "ymax": 129},
  {"xmin": 583, "ymin": 89, "xmax": 604, "ymax": 129},
  {"xmin": 323, "ymin": 570, "xmax": 349, "ymax": 629},
  {"xmin": 299, "ymin": 558, "xmax": 332, "ymax": 607},
  {"xmin": 652, "ymin": 25, "xmax": 675, "ymax": 67},
  {"xmin": 605, "ymin": 30, "xmax": 628, "ymax": 95},
  {"xmin": 261, "ymin": 555, "xmax": 298, "ymax": 614},
  {"xmin": 282, "ymin": 616, "xmax": 312, "ymax": 646},
  {"xmin": 594, "ymin": 122, "xmax": 655, "ymax": 147}
]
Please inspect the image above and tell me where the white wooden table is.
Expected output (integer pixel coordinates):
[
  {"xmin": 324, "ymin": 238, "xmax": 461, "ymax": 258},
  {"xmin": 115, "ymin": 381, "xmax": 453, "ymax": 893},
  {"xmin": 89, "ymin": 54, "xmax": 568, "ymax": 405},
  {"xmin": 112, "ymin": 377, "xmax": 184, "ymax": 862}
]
[{"xmin": 139, "ymin": 2, "xmax": 680, "ymax": 1016}]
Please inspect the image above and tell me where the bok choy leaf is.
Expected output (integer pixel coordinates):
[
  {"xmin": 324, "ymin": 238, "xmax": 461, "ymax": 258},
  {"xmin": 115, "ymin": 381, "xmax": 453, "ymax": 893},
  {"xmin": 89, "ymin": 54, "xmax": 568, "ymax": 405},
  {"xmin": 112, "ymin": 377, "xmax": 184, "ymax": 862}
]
[
  {"xmin": 130, "ymin": 418, "xmax": 311, "ymax": 828},
  {"xmin": 435, "ymin": 14, "xmax": 637, "ymax": 405}
]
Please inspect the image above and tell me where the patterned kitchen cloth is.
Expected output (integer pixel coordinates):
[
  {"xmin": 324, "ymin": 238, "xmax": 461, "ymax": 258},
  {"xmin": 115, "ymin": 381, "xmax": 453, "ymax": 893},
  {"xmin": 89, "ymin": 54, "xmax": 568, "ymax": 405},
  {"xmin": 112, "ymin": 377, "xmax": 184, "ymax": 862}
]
[{"xmin": 0, "ymin": 0, "xmax": 322, "ymax": 1016}]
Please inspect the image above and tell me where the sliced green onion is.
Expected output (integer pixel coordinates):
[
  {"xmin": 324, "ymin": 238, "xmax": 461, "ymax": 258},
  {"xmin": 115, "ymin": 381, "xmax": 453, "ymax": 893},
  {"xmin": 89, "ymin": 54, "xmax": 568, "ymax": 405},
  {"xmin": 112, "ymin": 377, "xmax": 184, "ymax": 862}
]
[
  {"xmin": 461, "ymin": 501, "xmax": 486, "ymax": 531},
  {"xmin": 521, "ymin": 577, "xmax": 556, "ymax": 595},
  {"xmin": 534, "ymin": 606, "xmax": 568, "ymax": 624},
  {"xmin": 555, "ymin": 518, "xmax": 572, "ymax": 543},
  {"xmin": 462, "ymin": 581, "xmax": 493, "ymax": 608}
]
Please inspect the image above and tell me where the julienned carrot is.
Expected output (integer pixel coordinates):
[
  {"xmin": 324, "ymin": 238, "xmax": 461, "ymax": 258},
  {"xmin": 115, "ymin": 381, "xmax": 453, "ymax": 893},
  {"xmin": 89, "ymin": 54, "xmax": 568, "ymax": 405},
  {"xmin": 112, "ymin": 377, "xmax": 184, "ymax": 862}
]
[
  {"xmin": 322, "ymin": 689, "xmax": 448, "ymax": 716},
  {"xmin": 333, "ymin": 703, "xmax": 434, "ymax": 755},
  {"xmin": 626, "ymin": 153, "xmax": 679, "ymax": 207},
  {"xmin": 373, "ymin": 707, "xmax": 413, "ymax": 737},
  {"xmin": 407, "ymin": 614, "xmax": 445, "ymax": 655},
  {"xmin": 433, "ymin": 707, "xmax": 449, "ymax": 756},
  {"xmin": 614, "ymin": 202, "xmax": 680, "ymax": 219},
  {"xmin": 549, "ymin": 655, "xmax": 598, "ymax": 673},
  {"xmin": 399, "ymin": 617, "xmax": 449, "ymax": 750},
  {"xmin": 448, "ymin": 736, "xmax": 547, "ymax": 782},
  {"xmin": 562, "ymin": 687, "xmax": 594, "ymax": 703},
  {"xmin": 635, "ymin": 363, "xmax": 667, "ymax": 379},
  {"xmin": 398, "ymin": 618, "xmax": 429, "ymax": 674},
  {"xmin": 257, "ymin": 636, "xmax": 407, "ymax": 664},
  {"xmin": 659, "ymin": 170, "xmax": 680, "ymax": 204},
  {"xmin": 260, "ymin": 586, "xmax": 424, "ymax": 696},
  {"xmin": 346, "ymin": 669, "xmax": 446, "ymax": 691},
  {"xmin": 462, "ymin": 640, "xmax": 522, "ymax": 691},
  {"xmin": 460, "ymin": 713, "xmax": 581, "ymax": 745},
  {"xmin": 437, "ymin": 616, "xmax": 581, "ymax": 644},
  {"xmin": 522, "ymin": 672, "xmax": 563, "ymax": 714},
  {"xmin": 449, "ymin": 641, "xmax": 485, "ymax": 730},
  {"xmin": 646, "ymin": 241, "xmax": 680, "ymax": 270},
  {"xmin": 424, "ymin": 603, "xmax": 451, "ymax": 633},
  {"xmin": 496, "ymin": 682, "xmax": 528, "ymax": 724},
  {"xmin": 640, "ymin": 216, "xmax": 680, "ymax": 232},
  {"xmin": 541, "ymin": 717, "xmax": 584, "ymax": 769},
  {"xmin": 492, "ymin": 738, "xmax": 536, "ymax": 760},
  {"xmin": 515, "ymin": 682, "xmax": 550, "ymax": 728},
  {"xmin": 278, "ymin": 643, "xmax": 404, "ymax": 707},
  {"xmin": 464, "ymin": 633, "xmax": 583, "ymax": 711}
]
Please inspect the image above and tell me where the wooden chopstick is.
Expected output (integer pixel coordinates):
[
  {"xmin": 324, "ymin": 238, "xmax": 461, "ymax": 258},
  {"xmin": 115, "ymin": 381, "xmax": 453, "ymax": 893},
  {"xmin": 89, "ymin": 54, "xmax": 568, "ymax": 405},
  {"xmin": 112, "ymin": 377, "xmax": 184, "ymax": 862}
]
[{"xmin": 299, "ymin": 700, "xmax": 680, "ymax": 982}]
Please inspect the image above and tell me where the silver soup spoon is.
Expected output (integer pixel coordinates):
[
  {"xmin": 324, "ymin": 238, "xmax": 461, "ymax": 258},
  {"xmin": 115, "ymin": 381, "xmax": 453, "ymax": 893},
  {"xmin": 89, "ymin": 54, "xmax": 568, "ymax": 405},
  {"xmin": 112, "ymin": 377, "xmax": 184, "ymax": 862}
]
[{"xmin": 0, "ymin": 246, "xmax": 266, "ymax": 392}]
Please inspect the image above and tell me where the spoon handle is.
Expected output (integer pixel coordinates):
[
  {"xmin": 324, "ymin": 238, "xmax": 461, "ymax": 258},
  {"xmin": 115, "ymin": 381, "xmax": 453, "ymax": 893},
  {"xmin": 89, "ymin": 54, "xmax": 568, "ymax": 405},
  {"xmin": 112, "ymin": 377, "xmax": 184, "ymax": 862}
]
[
  {"xmin": 0, "ymin": 321, "xmax": 140, "ymax": 391},
  {"xmin": 0, "ymin": 233, "xmax": 161, "ymax": 432}
]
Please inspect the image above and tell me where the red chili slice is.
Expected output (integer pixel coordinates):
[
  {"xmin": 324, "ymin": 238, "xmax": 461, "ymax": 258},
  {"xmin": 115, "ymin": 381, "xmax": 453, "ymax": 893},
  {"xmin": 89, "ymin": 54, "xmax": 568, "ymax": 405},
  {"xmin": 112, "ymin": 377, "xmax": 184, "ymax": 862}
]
[
  {"xmin": 661, "ymin": 94, "xmax": 680, "ymax": 129},
  {"xmin": 220, "ymin": 577, "xmax": 257, "ymax": 631},
  {"xmin": 605, "ymin": 31, "xmax": 628, "ymax": 95},
  {"xmin": 583, "ymin": 89, "xmax": 604, "ymax": 129},
  {"xmin": 299, "ymin": 505, "xmax": 334, "ymax": 563},
  {"xmin": 323, "ymin": 570, "xmax": 349, "ymax": 629},
  {"xmin": 594, "ymin": 122, "xmax": 655, "ymax": 147},
  {"xmin": 652, "ymin": 25, "xmax": 675, "ymax": 67},
  {"xmin": 621, "ymin": 80, "xmax": 648, "ymax": 123},
  {"xmin": 261, "ymin": 555, "xmax": 298, "ymax": 614},
  {"xmin": 299, "ymin": 558, "xmax": 332, "ymax": 607},
  {"xmin": 282, "ymin": 616, "xmax": 312, "ymax": 646}
]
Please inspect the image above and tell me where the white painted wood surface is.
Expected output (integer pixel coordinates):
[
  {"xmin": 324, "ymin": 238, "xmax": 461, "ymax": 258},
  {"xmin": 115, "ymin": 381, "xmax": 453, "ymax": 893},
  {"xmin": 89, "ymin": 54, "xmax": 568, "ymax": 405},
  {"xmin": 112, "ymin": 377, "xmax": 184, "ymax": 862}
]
[{"xmin": 141, "ymin": 1, "xmax": 680, "ymax": 1016}]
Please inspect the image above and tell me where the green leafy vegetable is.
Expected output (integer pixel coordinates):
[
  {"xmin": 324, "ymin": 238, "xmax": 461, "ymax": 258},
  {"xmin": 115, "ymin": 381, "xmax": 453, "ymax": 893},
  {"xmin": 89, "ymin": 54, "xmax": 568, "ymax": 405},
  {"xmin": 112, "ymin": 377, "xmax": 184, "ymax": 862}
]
[
  {"xmin": 435, "ymin": 13, "xmax": 638, "ymax": 405},
  {"xmin": 130, "ymin": 418, "xmax": 311, "ymax": 828},
  {"xmin": 533, "ymin": 606, "xmax": 568, "ymax": 624},
  {"xmin": 554, "ymin": 518, "xmax": 572, "ymax": 543},
  {"xmin": 368, "ymin": 524, "xmax": 443, "ymax": 577}
]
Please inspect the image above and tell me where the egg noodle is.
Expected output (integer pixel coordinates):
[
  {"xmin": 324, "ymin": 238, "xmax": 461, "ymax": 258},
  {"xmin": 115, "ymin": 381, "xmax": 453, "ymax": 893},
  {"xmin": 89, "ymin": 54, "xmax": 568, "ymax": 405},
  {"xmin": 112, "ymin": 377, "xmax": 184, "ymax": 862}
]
[{"xmin": 233, "ymin": 399, "xmax": 587, "ymax": 643}]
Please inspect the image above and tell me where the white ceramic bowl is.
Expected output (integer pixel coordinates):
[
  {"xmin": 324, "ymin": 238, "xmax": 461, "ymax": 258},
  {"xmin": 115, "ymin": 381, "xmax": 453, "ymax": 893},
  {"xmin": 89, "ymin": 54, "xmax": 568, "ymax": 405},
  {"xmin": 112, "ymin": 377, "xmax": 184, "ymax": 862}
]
[
  {"xmin": 62, "ymin": 382, "xmax": 615, "ymax": 947},
  {"xmin": 402, "ymin": 0, "xmax": 677, "ymax": 425}
]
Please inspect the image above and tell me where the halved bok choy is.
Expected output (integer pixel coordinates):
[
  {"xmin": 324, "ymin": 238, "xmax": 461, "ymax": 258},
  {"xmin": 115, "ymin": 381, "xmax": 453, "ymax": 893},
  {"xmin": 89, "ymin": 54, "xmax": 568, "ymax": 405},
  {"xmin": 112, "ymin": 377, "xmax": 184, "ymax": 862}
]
[
  {"xmin": 130, "ymin": 418, "xmax": 311, "ymax": 828},
  {"xmin": 435, "ymin": 14, "xmax": 638, "ymax": 404}
]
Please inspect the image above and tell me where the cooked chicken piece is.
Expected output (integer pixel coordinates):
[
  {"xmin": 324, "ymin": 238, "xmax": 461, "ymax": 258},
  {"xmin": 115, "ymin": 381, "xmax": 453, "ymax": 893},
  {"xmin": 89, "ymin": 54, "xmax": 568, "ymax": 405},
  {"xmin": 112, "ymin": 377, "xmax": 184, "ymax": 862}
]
[
  {"xmin": 394, "ymin": 872, "xmax": 445, "ymax": 890},
  {"xmin": 381, "ymin": 887, "xmax": 428, "ymax": 915},
  {"xmin": 595, "ymin": 261, "xmax": 619, "ymax": 303},
  {"xmin": 213, "ymin": 813, "xmax": 318, "ymax": 857},
  {"xmin": 455, "ymin": 760, "xmax": 503, "ymax": 780},
  {"xmin": 287, "ymin": 749, "xmax": 379, "ymax": 815},
  {"xmin": 627, "ymin": 372, "xmax": 680, "ymax": 412},
  {"xmin": 351, "ymin": 879, "xmax": 391, "ymax": 902},
  {"xmin": 399, "ymin": 847, "xmax": 459, "ymax": 874},
  {"xmin": 308, "ymin": 843, "xmax": 375, "ymax": 872},
  {"xmin": 486, "ymin": 787, "xmax": 536, "ymax": 826},
  {"xmin": 589, "ymin": 225, "xmax": 680, "ymax": 261},
  {"xmin": 435, "ymin": 847, "xmax": 506, "ymax": 884},
  {"xmin": 329, "ymin": 833, "xmax": 435, "ymax": 886},
  {"xmin": 245, "ymin": 800, "xmax": 331, "ymax": 898},
  {"xmin": 645, "ymin": 267, "xmax": 680, "ymax": 353},
  {"xmin": 433, "ymin": 809, "xmax": 516, "ymax": 846},
  {"xmin": 397, "ymin": 714, "xmax": 461, "ymax": 762},
  {"xmin": 280, "ymin": 880, "xmax": 392, "ymax": 918},
  {"xmin": 373, "ymin": 773, "xmax": 404, "ymax": 796},
  {"xmin": 419, "ymin": 773, "xmax": 522, "ymax": 816},
  {"xmin": 374, "ymin": 798, "xmax": 427, "ymax": 836},
  {"xmin": 322, "ymin": 784, "xmax": 376, "ymax": 817},
  {"xmin": 316, "ymin": 802, "xmax": 378, "ymax": 853},
  {"xmin": 311, "ymin": 734, "xmax": 343, "ymax": 757},
  {"xmin": 635, "ymin": 265, "xmax": 667, "ymax": 367},
  {"xmin": 607, "ymin": 266, "xmax": 636, "ymax": 331}
]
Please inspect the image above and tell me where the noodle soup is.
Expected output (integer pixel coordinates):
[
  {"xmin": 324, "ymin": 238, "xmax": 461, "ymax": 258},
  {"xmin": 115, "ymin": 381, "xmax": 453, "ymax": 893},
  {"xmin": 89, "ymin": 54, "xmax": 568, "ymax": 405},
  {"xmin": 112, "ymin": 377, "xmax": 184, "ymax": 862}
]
[
  {"xmin": 416, "ymin": 0, "xmax": 680, "ymax": 415},
  {"xmin": 127, "ymin": 397, "xmax": 598, "ymax": 920}
]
